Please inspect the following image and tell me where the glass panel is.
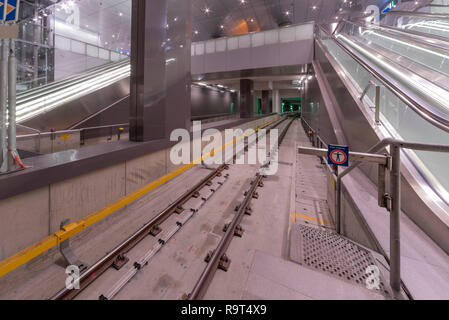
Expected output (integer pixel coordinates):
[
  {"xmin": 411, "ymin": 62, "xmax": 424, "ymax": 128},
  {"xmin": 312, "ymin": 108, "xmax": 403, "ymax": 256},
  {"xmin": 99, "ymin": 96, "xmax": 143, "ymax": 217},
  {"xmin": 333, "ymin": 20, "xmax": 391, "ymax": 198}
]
[
  {"xmin": 296, "ymin": 24, "xmax": 313, "ymax": 41},
  {"xmin": 12, "ymin": 0, "xmax": 131, "ymax": 93},
  {"xmin": 319, "ymin": 34, "xmax": 449, "ymax": 201},
  {"xmin": 280, "ymin": 27, "xmax": 296, "ymax": 43},
  {"xmin": 252, "ymin": 32, "xmax": 265, "ymax": 47},
  {"xmin": 264, "ymin": 30, "xmax": 279, "ymax": 45},
  {"xmin": 227, "ymin": 37, "xmax": 238, "ymax": 50},
  {"xmin": 238, "ymin": 35, "xmax": 251, "ymax": 48},
  {"xmin": 99, "ymin": 48, "xmax": 110, "ymax": 60},
  {"xmin": 71, "ymin": 39, "xmax": 85, "ymax": 54},
  {"xmin": 86, "ymin": 45, "xmax": 99, "ymax": 58},
  {"xmin": 216, "ymin": 39, "xmax": 227, "ymax": 52},
  {"xmin": 195, "ymin": 43, "xmax": 204, "ymax": 55},
  {"xmin": 110, "ymin": 51, "xmax": 121, "ymax": 61},
  {"xmin": 205, "ymin": 40, "xmax": 215, "ymax": 54},
  {"xmin": 341, "ymin": 20, "xmax": 449, "ymax": 79}
]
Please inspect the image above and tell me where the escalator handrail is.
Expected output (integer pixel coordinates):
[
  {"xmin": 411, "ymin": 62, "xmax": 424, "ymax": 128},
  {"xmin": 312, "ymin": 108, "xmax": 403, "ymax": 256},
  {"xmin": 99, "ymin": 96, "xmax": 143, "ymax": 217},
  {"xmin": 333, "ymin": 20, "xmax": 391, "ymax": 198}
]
[
  {"xmin": 317, "ymin": 24, "xmax": 449, "ymax": 134},
  {"xmin": 16, "ymin": 62, "xmax": 130, "ymax": 105},
  {"xmin": 346, "ymin": 19, "xmax": 449, "ymax": 54},
  {"xmin": 17, "ymin": 59, "xmax": 130, "ymax": 101},
  {"xmin": 385, "ymin": 10, "xmax": 449, "ymax": 19}
]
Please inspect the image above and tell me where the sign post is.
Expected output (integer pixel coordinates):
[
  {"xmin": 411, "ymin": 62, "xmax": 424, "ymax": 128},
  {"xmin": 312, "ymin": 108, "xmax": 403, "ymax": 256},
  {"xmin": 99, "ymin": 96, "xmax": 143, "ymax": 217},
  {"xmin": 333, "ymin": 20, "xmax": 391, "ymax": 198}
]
[{"xmin": 0, "ymin": 0, "xmax": 22, "ymax": 174}]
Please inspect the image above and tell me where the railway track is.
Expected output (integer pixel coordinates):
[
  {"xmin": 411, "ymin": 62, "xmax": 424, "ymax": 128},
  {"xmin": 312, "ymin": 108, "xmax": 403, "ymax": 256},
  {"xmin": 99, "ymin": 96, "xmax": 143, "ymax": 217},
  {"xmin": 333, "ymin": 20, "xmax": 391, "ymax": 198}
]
[
  {"xmin": 186, "ymin": 117, "xmax": 296, "ymax": 300},
  {"xmin": 50, "ymin": 116, "xmax": 290, "ymax": 300}
]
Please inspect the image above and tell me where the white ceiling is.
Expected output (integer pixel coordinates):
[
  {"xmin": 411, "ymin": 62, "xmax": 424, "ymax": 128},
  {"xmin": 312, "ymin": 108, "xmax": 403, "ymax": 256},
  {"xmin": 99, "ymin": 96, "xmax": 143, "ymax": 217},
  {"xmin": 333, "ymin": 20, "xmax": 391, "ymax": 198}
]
[{"xmin": 46, "ymin": 0, "xmax": 387, "ymax": 50}]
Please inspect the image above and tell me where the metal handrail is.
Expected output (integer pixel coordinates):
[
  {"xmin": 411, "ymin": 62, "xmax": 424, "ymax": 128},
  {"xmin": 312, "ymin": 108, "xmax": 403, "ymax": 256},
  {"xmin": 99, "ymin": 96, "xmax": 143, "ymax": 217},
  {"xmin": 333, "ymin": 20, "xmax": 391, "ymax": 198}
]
[
  {"xmin": 335, "ymin": 137, "xmax": 449, "ymax": 296},
  {"xmin": 299, "ymin": 118, "xmax": 449, "ymax": 298},
  {"xmin": 317, "ymin": 24, "xmax": 449, "ymax": 133},
  {"xmin": 346, "ymin": 18, "xmax": 449, "ymax": 54},
  {"xmin": 385, "ymin": 10, "xmax": 449, "ymax": 19},
  {"xmin": 16, "ymin": 59, "xmax": 129, "ymax": 100},
  {"xmin": 17, "ymin": 60, "xmax": 129, "ymax": 103},
  {"xmin": 16, "ymin": 123, "xmax": 129, "ymax": 140},
  {"xmin": 301, "ymin": 117, "xmax": 328, "ymax": 149}
]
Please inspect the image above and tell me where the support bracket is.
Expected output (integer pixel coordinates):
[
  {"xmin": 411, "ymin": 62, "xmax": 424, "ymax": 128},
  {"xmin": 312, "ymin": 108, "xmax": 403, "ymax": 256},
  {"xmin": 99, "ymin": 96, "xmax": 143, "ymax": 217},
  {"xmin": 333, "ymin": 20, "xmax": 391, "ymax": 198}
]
[{"xmin": 59, "ymin": 219, "xmax": 89, "ymax": 273}]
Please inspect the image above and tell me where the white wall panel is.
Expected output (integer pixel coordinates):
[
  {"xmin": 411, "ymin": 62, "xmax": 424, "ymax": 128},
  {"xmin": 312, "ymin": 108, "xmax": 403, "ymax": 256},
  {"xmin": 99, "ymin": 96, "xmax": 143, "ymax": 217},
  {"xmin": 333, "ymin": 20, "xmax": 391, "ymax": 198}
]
[{"xmin": 191, "ymin": 23, "xmax": 314, "ymax": 75}]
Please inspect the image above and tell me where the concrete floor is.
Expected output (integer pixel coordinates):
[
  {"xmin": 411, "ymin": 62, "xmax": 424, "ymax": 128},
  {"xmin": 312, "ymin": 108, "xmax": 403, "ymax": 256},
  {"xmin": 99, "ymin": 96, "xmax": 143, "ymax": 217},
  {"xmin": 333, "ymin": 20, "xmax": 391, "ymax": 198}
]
[{"xmin": 1, "ymin": 119, "xmax": 393, "ymax": 300}]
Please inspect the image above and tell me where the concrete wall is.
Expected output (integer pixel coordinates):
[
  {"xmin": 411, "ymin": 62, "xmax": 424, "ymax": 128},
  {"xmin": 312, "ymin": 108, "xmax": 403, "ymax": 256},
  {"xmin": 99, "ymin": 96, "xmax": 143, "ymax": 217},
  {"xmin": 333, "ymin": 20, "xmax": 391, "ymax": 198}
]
[
  {"xmin": 191, "ymin": 85, "xmax": 239, "ymax": 117},
  {"xmin": 303, "ymin": 75, "xmax": 339, "ymax": 146},
  {"xmin": 55, "ymin": 50, "xmax": 111, "ymax": 81}
]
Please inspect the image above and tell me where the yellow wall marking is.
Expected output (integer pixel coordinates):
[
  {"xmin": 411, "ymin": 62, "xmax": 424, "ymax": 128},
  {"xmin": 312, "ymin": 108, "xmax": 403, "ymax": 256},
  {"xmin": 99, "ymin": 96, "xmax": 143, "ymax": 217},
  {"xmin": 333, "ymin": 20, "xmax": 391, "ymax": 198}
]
[
  {"xmin": 330, "ymin": 173, "xmax": 335, "ymax": 191},
  {"xmin": 0, "ymin": 117, "xmax": 281, "ymax": 278},
  {"xmin": 292, "ymin": 212, "xmax": 332, "ymax": 226},
  {"xmin": 60, "ymin": 134, "xmax": 71, "ymax": 141}
]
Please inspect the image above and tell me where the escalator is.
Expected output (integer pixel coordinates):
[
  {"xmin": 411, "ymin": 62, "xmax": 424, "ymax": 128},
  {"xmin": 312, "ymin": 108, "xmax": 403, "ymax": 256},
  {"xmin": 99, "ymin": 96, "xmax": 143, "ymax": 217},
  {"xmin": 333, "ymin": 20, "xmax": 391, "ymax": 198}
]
[
  {"xmin": 16, "ymin": 58, "xmax": 130, "ymax": 132},
  {"xmin": 313, "ymin": 14, "xmax": 449, "ymax": 253}
]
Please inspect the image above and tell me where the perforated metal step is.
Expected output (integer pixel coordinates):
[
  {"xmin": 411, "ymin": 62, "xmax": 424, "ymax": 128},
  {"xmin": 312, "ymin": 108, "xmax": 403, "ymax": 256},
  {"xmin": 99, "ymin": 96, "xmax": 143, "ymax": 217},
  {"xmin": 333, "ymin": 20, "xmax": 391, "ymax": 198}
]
[{"xmin": 290, "ymin": 223, "xmax": 390, "ymax": 297}]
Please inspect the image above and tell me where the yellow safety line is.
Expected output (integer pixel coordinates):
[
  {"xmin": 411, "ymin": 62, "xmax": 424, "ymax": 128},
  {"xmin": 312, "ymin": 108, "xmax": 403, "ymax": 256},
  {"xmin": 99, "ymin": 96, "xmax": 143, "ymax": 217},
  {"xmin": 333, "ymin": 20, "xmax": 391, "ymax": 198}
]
[
  {"xmin": 293, "ymin": 212, "xmax": 332, "ymax": 226},
  {"xmin": 0, "ymin": 117, "xmax": 280, "ymax": 278}
]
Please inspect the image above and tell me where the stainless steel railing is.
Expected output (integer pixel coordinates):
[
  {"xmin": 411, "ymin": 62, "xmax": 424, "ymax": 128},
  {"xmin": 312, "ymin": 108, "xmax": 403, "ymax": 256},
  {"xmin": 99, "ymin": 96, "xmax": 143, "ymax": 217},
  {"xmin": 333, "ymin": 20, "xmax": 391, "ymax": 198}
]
[
  {"xmin": 15, "ymin": 123, "xmax": 129, "ymax": 154},
  {"xmin": 299, "ymin": 117, "xmax": 449, "ymax": 298},
  {"xmin": 317, "ymin": 23, "xmax": 449, "ymax": 133},
  {"xmin": 317, "ymin": 22, "xmax": 449, "ymax": 205}
]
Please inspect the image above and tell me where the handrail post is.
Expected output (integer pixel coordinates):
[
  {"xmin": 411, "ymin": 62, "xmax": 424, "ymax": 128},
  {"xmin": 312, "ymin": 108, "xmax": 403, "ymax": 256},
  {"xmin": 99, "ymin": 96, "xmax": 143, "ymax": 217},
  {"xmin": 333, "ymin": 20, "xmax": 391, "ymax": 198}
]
[
  {"xmin": 336, "ymin": 178, "xmax": 341, "ymax": 234},
  {"xmin": 375, "ymin": 84, "xmax": 381, "ymax": 124},
  {"xmin": 0, "ymin": 39, "xmax": 8, "ymax": 173},
  {"xmin": 7, "ymin": 38, "xmax": 19, "ymax": 171},
  {"xmin": 390, "ymin": 144, "xmax": 401, "ymax": 295}
]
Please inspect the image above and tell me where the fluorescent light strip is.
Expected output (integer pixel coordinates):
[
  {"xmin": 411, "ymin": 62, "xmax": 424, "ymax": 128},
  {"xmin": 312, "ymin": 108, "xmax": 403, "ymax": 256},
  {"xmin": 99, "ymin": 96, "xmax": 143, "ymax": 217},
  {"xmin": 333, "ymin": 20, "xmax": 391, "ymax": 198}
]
[{"xmin": 17, "ymin": 66, "xmax": 131, "ymax": 122}]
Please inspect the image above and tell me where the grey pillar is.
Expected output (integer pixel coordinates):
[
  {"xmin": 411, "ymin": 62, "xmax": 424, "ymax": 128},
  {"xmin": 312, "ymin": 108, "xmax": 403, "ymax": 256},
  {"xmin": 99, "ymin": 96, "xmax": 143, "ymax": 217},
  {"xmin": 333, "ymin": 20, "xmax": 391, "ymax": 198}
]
[
  {"xmin": 0, "ymin": 40, "xmax": 8, "ymax": 172},
  {"xmin": 130, "ymin": 0, "xmax": 191, "ymax": 142},
  {"xmin": 273, "ymin": 89, "xmax": 281, "ymax": 114},
  {"xmin": 240, "ymin": 79, "xmax": 254, "ymax": 119},
  {"xmin": 261, "ymin": 90, "xmax": 270, "ymax": 114}
]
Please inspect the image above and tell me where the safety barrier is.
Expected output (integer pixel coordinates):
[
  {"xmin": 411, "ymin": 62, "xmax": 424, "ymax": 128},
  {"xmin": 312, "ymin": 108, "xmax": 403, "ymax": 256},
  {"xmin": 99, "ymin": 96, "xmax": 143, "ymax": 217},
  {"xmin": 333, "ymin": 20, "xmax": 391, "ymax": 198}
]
[{"xmin": 299, "ymin": 117, "xmax": 449, "ymax": 298}]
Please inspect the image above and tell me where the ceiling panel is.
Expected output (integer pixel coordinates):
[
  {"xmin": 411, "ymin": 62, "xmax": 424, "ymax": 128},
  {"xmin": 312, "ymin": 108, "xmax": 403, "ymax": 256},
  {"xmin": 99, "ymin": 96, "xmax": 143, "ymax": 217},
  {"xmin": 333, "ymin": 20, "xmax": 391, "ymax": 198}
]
[{"xmin": 43, "ymin": 0, "xmax": 387, "ymax": 49}]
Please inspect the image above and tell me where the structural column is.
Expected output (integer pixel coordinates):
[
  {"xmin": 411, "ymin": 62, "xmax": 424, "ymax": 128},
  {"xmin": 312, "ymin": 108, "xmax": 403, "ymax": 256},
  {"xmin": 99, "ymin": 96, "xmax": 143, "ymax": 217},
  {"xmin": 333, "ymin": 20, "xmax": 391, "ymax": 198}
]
[
  {"xmin": 261, "ymin": 90, "xmax": 270, "ymax": 114},
  {"xmin": 130, "ymin": 0, "xmax": 191, "ymax": 142},
  {"xmin": 273, "ymin": 89, "xmax": 281, "ymax": 114},
  {"xmin": 0, "ymin": 40, "xmax": 7, "ymax": 172},
  {"xmin": 240, "ymin": 79, "xmax": 254, "ymax": 119}
]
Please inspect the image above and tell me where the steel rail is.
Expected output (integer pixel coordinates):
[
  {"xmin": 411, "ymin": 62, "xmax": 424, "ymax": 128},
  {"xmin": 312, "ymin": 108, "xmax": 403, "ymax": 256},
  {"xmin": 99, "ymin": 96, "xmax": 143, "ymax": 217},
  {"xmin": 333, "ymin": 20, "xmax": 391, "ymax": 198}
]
[
  {"xmin": 50, "ymin": 164, "xmax": 227, "ymax": 300},
  {"xmin": 317, "ymin": 24, "xmax": 449, "ymax": 134},
  {"xmin": 50, "ymin": 116, "xmax": 286, "ymax": 300},
  {"xmin": 188, "ymin": 117, "xmax": 295, "ymax": 300}
]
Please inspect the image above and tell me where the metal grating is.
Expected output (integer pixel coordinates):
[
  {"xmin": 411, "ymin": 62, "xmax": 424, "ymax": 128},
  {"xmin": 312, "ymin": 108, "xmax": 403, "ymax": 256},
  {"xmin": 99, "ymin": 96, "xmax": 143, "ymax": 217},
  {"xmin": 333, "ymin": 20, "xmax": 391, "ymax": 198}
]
[{"xmin": 290, "ymin": 223, "xmax": 389, "ymax": 296}]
